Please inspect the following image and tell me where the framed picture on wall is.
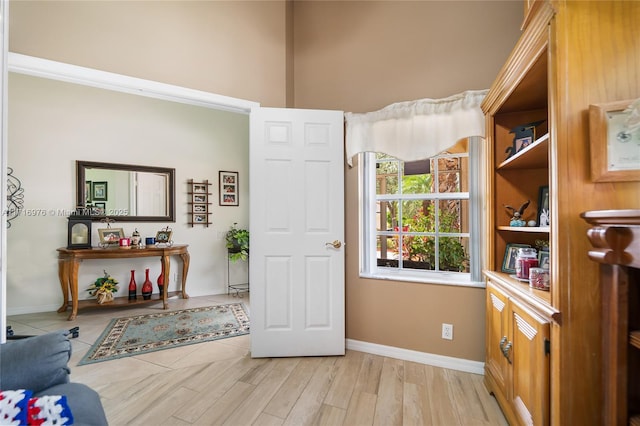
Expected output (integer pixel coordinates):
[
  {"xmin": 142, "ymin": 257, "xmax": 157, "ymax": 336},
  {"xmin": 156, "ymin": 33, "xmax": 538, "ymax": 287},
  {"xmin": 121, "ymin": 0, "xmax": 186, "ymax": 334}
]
[
  {"xmin": 219, "ymin": 171, "xmax": 239, "ymax": 206},
  {"xmin": 85, "ymin": 181, "xmax": 92, "ymax": 203},
  {"xmin": 92, "ymin": 181, "xmax": 108, "ymax": 201}
]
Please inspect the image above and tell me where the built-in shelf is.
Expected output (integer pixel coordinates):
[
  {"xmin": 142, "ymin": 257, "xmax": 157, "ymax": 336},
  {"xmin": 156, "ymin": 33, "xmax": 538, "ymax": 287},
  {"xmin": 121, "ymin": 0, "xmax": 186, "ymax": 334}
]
[
  {"xmin": 73, "ymin": 291, "xmax": 181, "ymax": 311},
  {"xmin": 498, "ymin": 133, "xmax": 549, "ymax": 170},
  {"xmin": 497, "ymin": 226, "xmax": 550, "ymax": 233}
]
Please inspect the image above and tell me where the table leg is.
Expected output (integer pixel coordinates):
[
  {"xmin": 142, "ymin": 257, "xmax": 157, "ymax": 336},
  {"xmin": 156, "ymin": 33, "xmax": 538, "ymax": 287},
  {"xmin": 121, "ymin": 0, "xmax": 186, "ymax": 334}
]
[
  {"xmin": 57, "ymin": 257, "xmax": 70, "ymax": 314},
  {"xmin": 67, "ymin": 259, "xmax": 80, "ymax": 321},
  {"xmin": 180, "ymin": 252, "xmax": 190, "ymax": 299},
  {"xmin": 161, "ymin": 255, "xmax": 170, "ymax": 310}
]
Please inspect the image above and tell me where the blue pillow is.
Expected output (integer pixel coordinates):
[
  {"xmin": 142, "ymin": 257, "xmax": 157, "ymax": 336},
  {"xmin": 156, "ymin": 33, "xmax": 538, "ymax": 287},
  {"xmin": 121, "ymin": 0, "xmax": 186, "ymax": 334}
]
[{"xmin": 0, "ymin": 331, "xmax": 71, "ymax": 393}]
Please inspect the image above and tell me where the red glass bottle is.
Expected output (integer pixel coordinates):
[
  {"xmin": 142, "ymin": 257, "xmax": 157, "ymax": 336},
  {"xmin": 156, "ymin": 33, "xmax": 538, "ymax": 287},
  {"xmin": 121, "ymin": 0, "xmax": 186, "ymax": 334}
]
[
  {"xmin": 157, "ymin": 261, "xmax": 165, "ymax": 299},
  {"xmin": 142, "ymin": 268, "xmax": 153, "ymax": 300},
  {"xmin": 128, "ymin": 270, "xmax": 137, "ymax": 300}
]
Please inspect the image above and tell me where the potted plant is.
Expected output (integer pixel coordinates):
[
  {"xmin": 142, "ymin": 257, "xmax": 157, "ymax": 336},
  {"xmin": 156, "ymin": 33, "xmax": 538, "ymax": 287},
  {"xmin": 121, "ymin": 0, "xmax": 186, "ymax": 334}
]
[{"xmin": 225, "ymin": 222, "xmax": 249, "ymax": 261}]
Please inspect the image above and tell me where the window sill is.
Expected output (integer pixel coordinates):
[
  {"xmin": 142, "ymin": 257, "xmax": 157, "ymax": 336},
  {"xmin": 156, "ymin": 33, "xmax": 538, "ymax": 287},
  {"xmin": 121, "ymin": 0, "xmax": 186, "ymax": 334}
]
[{"xmin": 359, "ymin": 270, "xmax": 485, "ymax": 288}]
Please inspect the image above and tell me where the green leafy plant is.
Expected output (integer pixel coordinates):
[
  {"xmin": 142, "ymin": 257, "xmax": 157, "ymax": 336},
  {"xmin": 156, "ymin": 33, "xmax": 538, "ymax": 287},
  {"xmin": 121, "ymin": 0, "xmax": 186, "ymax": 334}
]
[
  {"xmin": 87, "ymin": 270, "xmax": 119, "ymax": 295},
  {"xmin": 87, "ymin": 270, "xmax": 119, "ymax": 304},
  {"xmin": 225, "ymin": 223, "xmax": 249, "ymax": 261}
]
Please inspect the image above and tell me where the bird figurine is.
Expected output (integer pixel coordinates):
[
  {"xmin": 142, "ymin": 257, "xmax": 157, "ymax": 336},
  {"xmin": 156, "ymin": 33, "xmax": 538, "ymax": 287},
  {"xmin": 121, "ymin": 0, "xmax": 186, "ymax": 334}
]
[{"xmin": 504, "ymin": 200, "xmax": 530, "ymax": 227}]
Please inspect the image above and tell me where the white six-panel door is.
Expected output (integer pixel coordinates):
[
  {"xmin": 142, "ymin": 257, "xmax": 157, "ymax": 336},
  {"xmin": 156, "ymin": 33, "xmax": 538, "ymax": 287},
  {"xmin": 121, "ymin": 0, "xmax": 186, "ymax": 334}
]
[{"xmin": 249, "ymin": 107, "xmax": 345, "ymax": 357}]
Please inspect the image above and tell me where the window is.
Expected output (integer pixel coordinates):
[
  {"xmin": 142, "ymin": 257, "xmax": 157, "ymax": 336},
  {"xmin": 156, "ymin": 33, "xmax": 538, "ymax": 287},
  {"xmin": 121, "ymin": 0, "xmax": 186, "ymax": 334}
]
[{"xmin": 360, "ymin": 137, "xmax": 483, "ymax": 286}]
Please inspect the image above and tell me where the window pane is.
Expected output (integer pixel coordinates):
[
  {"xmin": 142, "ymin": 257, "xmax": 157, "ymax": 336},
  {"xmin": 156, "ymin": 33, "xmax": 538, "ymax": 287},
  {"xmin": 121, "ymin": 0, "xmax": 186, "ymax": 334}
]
[
  {"xmin": 402, "ymin": 161, "xmax": 433, "ymax": 195},
  {"xmin": 376, "ymin": 161, "xmax": 398, "ymax": 195},
  {"xmin": 439, "ymin": 236, "xmax": 470, "ymax": 272},
  {"xmin": 402, "ymin": 200, "xmax": 435, "ymax": 232},
  {"xmin": 438, "ymin": 199, "xmax": 467, "ymax": 233},
  {"xmin": 377, "ymin": 235, "xmax": 399, "ymax": 269},
  {"xmin": 402, "ymin": 236, "xmax": 436, "ymax": 271},
  {"xmin": 437, "ymin": 158, "xmax": 458, "ymax": 193},
  {"xmin": 376, "ymin": 201, "xmax": 399, "ymax": 231}
]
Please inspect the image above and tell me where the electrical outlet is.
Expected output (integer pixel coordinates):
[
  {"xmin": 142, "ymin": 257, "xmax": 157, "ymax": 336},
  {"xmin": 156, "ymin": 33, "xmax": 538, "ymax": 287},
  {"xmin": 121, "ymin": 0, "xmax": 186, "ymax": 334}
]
[{"xmin": 442, "ymin": 323, "xmax": 453, "ymax": 340}]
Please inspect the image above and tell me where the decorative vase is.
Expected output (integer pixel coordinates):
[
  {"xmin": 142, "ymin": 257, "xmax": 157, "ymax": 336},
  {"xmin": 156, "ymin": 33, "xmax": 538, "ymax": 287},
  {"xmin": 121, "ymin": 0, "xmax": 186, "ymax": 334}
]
[
  {"xmin": 142, "ymin": 268, "xmax": 153, "ymax": 300},
  {"xmin": 128, "ymin": 270, "xmax": 137, "ymax": 300},
  {"xmin": 157, "ymin": 262, "xmax": 165, "ymax": 299}
]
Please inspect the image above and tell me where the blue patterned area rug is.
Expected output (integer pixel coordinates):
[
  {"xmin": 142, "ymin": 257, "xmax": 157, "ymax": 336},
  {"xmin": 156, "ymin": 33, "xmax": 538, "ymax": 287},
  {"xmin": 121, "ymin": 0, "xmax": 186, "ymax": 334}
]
[{"xmin": 78, "ymin": 303, "xmax": 250, "ymax": 365}]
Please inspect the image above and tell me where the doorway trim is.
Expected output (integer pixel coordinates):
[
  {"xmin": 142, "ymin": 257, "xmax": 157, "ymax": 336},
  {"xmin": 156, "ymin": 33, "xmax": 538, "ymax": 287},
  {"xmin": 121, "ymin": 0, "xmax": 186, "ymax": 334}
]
[{"xmin": 8, "ymin": 53, "xmax": 260, "ymax": 114}]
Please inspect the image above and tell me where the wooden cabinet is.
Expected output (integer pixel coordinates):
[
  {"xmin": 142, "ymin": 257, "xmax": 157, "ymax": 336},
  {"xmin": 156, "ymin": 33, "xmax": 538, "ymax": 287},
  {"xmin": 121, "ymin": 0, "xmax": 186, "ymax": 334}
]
[
  {"xmin": 582, "ymin": 210, "xmax": 640, "ymax": 425},
  {"xmin": 485, "ymin": 277, "xmax": 552, "ymax": 425},
  {"xmin": 483, "ymin": 1, "xmax": 640, "ymax": 424}
]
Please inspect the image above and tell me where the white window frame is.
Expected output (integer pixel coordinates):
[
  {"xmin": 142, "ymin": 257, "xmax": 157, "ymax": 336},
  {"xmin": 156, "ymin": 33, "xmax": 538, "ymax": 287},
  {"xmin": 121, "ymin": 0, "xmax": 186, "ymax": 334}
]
[{"xmin": 359, "ymin": 137, "xmax": 484, "ymax": 288}]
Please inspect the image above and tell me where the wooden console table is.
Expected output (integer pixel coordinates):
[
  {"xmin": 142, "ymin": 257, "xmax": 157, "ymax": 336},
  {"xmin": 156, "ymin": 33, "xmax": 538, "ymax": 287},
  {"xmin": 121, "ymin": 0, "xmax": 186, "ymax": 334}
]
[{"xmin": 57, "ymin": 244, "xmax": 190, "ymax": 320}]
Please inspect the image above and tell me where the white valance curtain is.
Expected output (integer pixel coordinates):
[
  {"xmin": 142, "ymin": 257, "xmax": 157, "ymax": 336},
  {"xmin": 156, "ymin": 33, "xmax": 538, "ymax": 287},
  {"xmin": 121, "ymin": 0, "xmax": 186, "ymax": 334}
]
[{"xmin": 344, "ymin": 89, "xmax": 488, "ymax": 166}]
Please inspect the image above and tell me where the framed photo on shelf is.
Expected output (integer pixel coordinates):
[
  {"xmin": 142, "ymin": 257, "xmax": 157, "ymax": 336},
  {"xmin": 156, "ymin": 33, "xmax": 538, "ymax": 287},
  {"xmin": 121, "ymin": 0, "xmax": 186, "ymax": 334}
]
[
  {"xmin": 516, "ymin": 136, "xmax": 533, "ymax": 153},
  {"xmin": 537, "ymin": 185, "xmax": 550, "ymax": 227},
  {"xmin": 589, "ymin": 99, "xmax": 640, "ymax": 182},
  {"xmin": 538, "ymin": 249, "xmax": 550, "ymax": 269},
  {"xmin": 192, "ymin": 193, "xmax": 206, "ymax": 204},
  {"xmin": 97, "ymin": 227, "xmax": 124, "ymax": 245},
  {"xmin": 502, "ymin": 243, "xmax": 531, "ymax": 274},
  {"xmin": 92, "ymin": 181, "xmax": 108, "ymax": 201},
  {"xmin": 156, "ymin": 228, "xmax": 173, "ymax": 244},
  {"xmin": 219, "ymin": 171, "xmax": 239, "ymax": 206},
  {"xmin": 193, "ymin": 183, "xmax": 207, "ymax": 193},
  {"xmin": 193, "ymin": 204, "xmax": 207, "ymax": 213}
]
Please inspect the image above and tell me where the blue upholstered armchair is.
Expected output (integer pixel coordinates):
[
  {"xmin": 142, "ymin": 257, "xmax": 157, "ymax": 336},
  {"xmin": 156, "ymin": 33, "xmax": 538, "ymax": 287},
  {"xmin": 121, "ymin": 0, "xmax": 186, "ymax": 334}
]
[{"xmin": 0, "ymin": 331, "xmax": 108, "ymax": 425}]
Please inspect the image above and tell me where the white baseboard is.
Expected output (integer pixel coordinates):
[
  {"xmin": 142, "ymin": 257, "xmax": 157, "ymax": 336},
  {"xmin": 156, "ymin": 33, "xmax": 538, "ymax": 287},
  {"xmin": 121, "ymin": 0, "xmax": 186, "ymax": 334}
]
[
  {"xmin": 7, "ymin": 303, "xmax": 62, "ymax": 317},
  {"xmin": 346, "ymin": 339, "xmax": 485, "ymax": 375}
]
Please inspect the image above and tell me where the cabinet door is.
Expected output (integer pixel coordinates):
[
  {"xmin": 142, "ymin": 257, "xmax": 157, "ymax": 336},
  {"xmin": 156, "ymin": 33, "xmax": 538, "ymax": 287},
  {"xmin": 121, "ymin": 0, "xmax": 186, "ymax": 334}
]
[
  {"xmin": 510, "ymin": 298, "xmax": 550, "ymax": 426},
  {"xmin": 486, "ymin": 282, "xmax": 510, "ymax": 393}
]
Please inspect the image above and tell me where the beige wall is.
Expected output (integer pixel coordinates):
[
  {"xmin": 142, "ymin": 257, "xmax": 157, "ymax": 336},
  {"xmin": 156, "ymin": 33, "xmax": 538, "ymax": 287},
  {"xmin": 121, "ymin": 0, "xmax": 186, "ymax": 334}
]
[
  {"xmin": 292, "ymin": 1, "xmax": 523, "ymax": 361},
  {"xmin": 9, "ymin": 1, "xmax": 524, "ymax": 362},
  {"xmin": 10, "ymin": 0, "xmax": 289, "ymax": 107}
]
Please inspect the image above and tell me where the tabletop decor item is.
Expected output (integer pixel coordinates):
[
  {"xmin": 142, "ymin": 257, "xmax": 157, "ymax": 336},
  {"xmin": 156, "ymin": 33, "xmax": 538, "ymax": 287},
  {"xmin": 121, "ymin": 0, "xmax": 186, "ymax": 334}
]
[
  {"xmin": 504, "ymin": 199, "xmax": 530, "ymax": 227},
  {"xmin": 128, "ymin": 270, "xmax": 137, "ymax": 300},
  {"xmin": 155, "ymin": 226, "xmax": 173, "ymax": 246},
  {"xmin": 87, "ymin": 270, "xmax": 119, "ymax": 304},
  {"xmin": 141, "ymin": 268, "xmax": 153, "ymax": 300}
]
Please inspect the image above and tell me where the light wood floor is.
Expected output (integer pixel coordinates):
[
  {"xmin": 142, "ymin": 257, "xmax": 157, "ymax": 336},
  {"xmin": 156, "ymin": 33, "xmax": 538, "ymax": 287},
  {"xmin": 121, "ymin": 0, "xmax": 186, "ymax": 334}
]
[{"xmin": 7, "ymin": 294, "xmax": 507, "ymax": 426}]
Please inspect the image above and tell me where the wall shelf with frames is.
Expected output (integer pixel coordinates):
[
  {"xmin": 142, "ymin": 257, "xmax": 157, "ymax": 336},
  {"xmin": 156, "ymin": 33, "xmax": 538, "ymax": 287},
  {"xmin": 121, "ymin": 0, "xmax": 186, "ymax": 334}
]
[{"xmin": 187, "ymin": 179, "xmax": 212, "ymax": 227}]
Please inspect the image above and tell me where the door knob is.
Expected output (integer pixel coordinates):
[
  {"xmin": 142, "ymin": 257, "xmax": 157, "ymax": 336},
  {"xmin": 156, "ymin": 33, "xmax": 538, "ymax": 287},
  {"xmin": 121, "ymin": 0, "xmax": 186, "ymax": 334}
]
[{"xmin": 325, "ymin": 240, "xmax": 342, "ymax": 249}]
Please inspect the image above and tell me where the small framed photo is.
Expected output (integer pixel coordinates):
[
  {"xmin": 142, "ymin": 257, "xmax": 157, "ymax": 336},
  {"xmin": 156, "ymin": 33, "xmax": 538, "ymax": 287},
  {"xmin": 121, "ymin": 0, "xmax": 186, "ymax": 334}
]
[
  {"xmin": 193, "ymin": 214, "xmax": 207, "ymax": 223},
  {"xmin": 156, "ymin": 229, "xmax": 173, "ymax": 244},
  {"xmin": 92, "ymin": 203, "xmax": 106, "ymax": 216},
  {"xmin": 589, "ymin": 99, "xmax": 640, "ymax": 182},
  {"xmin": 538, "ymin": 249, "xmax": 550, "ymax": 269},
  {"xmin": 192, "ymin": 193, "xmax": 206, "ymax": 203},
  {"xmin": 98, "ymin": 227, "xmax": 125, "ymax": 245},
  {"xmin": 193, "ymin": 183, "xmax": 207, "ymax": 193},
  {"xmin": 537, "ymin": 185, "xmax": 550, "ymax": 227},
  {"xmin": 502, "ymin": 243, "xmax": 531, "ymax": 274},
  {"xmin": 516, "ymin": 136, "xmax": 533, "ymax": 153},
  {"xmin": 85, "ymin": 181, "xmax": 92, "ymax": 203},
  {"xmin": 92, "ymin": 181, "xmax": 108, "ymax": 201},
  {"xmin": 219, "ymin": 171, "xmax": 239, "ymax": 206},
  {"xmin": 193, "ymin": 204, "xmax": 207, "ymax": 213}
]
